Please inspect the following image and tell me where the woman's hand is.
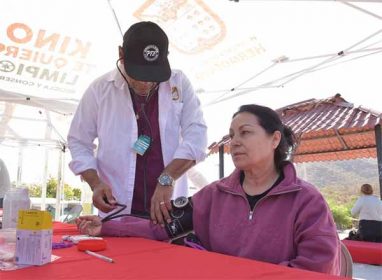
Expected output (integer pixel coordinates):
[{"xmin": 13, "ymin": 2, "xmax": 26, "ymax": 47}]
[{"xmin": 76, "ymin": 216, "xmax": 102, "ymax": 236}]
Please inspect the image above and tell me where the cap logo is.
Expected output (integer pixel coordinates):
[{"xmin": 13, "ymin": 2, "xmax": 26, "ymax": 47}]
[{"xmin": 143, "ymin": 45, "xmax": 160, "ymax": 62}]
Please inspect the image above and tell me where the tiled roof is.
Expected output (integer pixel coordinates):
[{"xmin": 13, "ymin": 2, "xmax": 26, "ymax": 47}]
[{"xmin": 208, "ymin": 94, "xmax": 382, "ymax": 163}]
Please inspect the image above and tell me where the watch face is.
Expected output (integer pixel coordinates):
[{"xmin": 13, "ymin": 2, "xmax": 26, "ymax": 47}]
[
  {"xmin": 159, "ymin": 174, "xmax": 173, "ymax": 186},
  {"xmin": 173, "ymin": 196, "xmax": 189, "ymax": 208}
]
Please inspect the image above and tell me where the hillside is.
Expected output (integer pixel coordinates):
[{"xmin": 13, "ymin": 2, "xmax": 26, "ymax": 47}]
[{"xmin": 295, "ymin": 158, "xmax": 379, "ymax": 195}]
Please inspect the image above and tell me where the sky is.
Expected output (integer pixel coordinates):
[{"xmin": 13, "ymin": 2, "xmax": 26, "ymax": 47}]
[{"xmin": 1, "ymin": 0, "xmax": 381, "ymax": 189}]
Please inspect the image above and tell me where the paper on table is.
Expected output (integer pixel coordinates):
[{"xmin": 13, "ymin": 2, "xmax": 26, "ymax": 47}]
[{"xmin": 0, "ymin": 253, "xmax": 60, "ymax": 271}]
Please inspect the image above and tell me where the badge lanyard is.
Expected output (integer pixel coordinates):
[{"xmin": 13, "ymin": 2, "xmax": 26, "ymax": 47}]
[
  {"xmin": 129, "ymin": 84, "xmax": 158, "ymax": 214},
  {"xmin": 116, "ymin": 60, "xmax": 158, "ymax": 215},
  {"xmin": 130, "ymin": 85, "xmax": 158, "ymax": 156}
]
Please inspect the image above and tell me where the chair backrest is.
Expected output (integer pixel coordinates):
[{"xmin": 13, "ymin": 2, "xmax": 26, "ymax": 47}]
[
  {"xmin": 61, "ymin": 204, "xmax": 83, "ymax": 223},
  {"xmin": 340, "ymin": 241, "xmax": 353, "ymax": 278}
]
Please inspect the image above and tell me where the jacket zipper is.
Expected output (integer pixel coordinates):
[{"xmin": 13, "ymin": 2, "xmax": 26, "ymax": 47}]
[
  {"xmin": 249, "ymin": 210, "xmax": 254, "ymax": 220},
  {"xmin": 249, "ymin": 196, "xmax": 265, "ymax": 220},
  {"xmin": 248, "ymin": 189, "xmax": 301, "ymax": 220},
  {"xmin": 221, "ymin": 188, "xmax": 300, "ymax": 221},
  {"xmin": 223, "ymin": 189, "xmax": 252, "ymax": 219}
]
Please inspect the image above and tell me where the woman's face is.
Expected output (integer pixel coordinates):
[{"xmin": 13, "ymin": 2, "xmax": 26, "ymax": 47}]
[{"xmin": 229, "ymin": 112, "xmax": 281, "ymax": 170}]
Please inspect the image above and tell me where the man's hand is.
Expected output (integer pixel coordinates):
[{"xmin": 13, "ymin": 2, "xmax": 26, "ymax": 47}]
[
  {"xmin": 80, "ymin": 169, "xmax": 116, "ymax": 213},
  {"xmin": 76, "ymin": 216, "xmax": 102, "ymax": 236},
  {"xmin": 150, "ymin": 184, "xmax": 173, "ymax": 226},
  {"xmin": 92, "ymin": 182, "xmax": 117, "ymax": 212}
]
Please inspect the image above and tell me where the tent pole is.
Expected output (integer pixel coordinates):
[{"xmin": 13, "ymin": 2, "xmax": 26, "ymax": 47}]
[
  {"xmin": 55, "ymin": 150, "xmax": 64, "ymax": 221},
  {"xmin": 107, "ymin": 0, "xmax": 124, "ymax": 37},
  {"xmin": 16, "ymin": 147, "xmax": 24, "ymax": 187},
  {"xmin": 42, "ymin": 111, "xmax": 53, "ymax": 210},
  {"xmin": 375, "ymin": 124, "xmax": 382, "ymax": 200},
  {"xmin": 219, "ymin": 145, "xmax": 224, "ymax": 179},
  {"xmin": 41, "ymin": 149, "xmax": 49, "ymax": 210}
]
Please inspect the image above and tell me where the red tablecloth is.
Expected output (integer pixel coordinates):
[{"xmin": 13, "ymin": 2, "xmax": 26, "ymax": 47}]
[{"xmin": 1, "ymin": 223, "xmax": 346, "ymax": 279}]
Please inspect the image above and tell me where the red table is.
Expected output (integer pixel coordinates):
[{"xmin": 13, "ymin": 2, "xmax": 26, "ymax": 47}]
[{"xmin": 1, "ymin": 223, "xmax": 346, "ymax": 279}]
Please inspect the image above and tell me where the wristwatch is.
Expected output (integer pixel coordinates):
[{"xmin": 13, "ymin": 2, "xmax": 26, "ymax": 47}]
[{"xmin": 158, "ymin": 173, "xmax": 175, "ymax": 187}]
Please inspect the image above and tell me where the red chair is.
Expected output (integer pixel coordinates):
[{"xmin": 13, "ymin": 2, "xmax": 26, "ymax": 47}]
[{"xmin": 342, "ymin": 239, "xmax": 382, "ymax": 265}]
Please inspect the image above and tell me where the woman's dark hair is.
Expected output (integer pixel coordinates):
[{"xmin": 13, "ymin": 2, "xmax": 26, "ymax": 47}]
[
  {"xmin": 361, "ymin": 183, "xmax": 373, "ymax": 195},
  {"xmin": 232, "ymin": 104, "xmax": 297, "ymax": 170}
]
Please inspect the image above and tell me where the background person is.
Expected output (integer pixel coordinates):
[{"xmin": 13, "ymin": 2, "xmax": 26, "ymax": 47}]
[
  {"xmin": 76, "ymin": 104, "xmax": 340, "ymax": 275},
  {"xmin": 351, "ymin": 183, "xmax": 382, "ymax": 242},
  {"xmin": 68, "ymin": 21, "xmax": 207, "ymax": 225}
]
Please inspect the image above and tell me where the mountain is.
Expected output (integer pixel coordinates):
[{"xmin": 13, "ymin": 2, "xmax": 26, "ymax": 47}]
[{"xmin": 295, "ymin": 158, "xmax": 379, "ymax": 194}]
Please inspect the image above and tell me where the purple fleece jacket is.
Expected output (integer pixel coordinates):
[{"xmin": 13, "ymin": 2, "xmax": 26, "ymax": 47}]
[{"xmin": 101, "ymin": 162, "xmax": 340, "ymax": 275}]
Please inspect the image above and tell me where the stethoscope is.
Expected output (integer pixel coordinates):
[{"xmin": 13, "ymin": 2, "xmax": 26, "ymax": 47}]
[
  {"xmin": 116, "ymin": 59, "xmax": 158, "ymax": 215},
  {"xmin": 101, "ymin": 203, "xmax": 149, "ymax": 223},
  {"xmin": 101, "ymin": 196, "xmax": 191, "ymax": 223}
]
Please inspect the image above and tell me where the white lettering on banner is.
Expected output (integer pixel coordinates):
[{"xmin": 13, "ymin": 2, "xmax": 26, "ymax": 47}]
[{"xmin": 6, "ymin": 23, "xmax": 91, "ymax": 59}]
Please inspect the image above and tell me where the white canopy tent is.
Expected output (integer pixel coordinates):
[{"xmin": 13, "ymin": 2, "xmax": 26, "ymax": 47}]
[
  {"xmin": 0, "ymin": 94, "xmax": 70, "ymax": 219},
  {"xmin": 1, "ymin": 0, "xmax": 381, "ymax": 219}
]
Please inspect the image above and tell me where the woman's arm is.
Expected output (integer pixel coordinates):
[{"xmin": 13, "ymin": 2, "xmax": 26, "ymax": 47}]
[
  {"xmin": 76, "ymin": 215, "xmax": 168, "ymax": 240},
  {"xmin": 77, "ymin": 196, "xmax": 194, "ymax": 241}
]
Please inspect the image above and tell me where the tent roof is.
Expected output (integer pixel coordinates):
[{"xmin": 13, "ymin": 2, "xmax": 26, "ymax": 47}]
[
  {"xmin": 0, "ymin": 89, "xmax": 77, "ymax": 116},
  {"xmin": 208, "ymin": 94, "xmax": 382, "ymax": 163}
]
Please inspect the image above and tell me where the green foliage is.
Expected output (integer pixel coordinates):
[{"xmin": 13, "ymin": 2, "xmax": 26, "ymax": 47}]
[
  {"xmin": 28, "ymin": 183, "xmax": 42, "ymax": 197},
  {"xmin": 326, "ymin": 200, "xmax": 353, "ymax": 229},
  {"xmin": 27, "ymin": 176, "xmax": 81, "ymax": 201},
  {"xmin": 72, "ymin": 188, "xmax": 81, "ymax": 199},
  {"xmin": 47, "ymin": 177, "xmax": 57, "ymax": 198},
  {"xmin": 318, "ymin": 181, "xmax": 363, "ymax": 229}
]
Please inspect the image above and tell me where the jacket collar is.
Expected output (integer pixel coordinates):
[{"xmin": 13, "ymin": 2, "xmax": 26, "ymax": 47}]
[
  {"xmin": 105, "ymin": 68, "xmax": 127, "ymax": 90},
  {"xmin": 216, "ymin": 161, "xmax": 301, "ymax": 196}
]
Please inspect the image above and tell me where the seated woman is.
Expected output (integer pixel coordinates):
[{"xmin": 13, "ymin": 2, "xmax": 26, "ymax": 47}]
[
  {"xmin": 77, "ymin": 104, "xmax": 340, "ymax": 275},
  {"xmin": 351, "ymin": 183, "xmax": 382, "ymax": 243}
]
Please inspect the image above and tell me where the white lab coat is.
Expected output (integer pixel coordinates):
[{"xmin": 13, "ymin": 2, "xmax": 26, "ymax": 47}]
[{"xmin": 68, "ymin": 69, "xmax": 207, "ymax": 215}]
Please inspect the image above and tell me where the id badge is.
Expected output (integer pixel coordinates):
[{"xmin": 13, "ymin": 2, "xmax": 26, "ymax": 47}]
[{"xmin": 133, "ymin": 135, "xmax": 151, "ymax": 156}]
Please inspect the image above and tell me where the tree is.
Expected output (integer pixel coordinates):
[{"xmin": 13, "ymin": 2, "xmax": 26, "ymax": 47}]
[{"xmin": 28, "ymin": 176, "xmax": 81, "ymax": 200}]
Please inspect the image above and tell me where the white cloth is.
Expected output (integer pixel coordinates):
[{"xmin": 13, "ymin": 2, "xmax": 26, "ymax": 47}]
[
  {"xmin": 68, "ymin": 69, "xmax": 207, "ymax": 215},
  {"xmin": 0, "ymin": 158, "xmax": 11, "ymax": 198},
  {"xmin": 351, "ymin": 195, "xmax": 382, "ymax": 221}
]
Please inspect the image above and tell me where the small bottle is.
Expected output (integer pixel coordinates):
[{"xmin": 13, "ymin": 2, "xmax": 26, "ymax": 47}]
[{"xmin": 2, "ymin": 188, "xmax": 31, "ymax": 229}]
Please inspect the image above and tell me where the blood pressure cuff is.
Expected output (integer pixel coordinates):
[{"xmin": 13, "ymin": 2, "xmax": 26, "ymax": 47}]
[{"xmin": 164, "ymin": 196, "xmax": 193, "ymax": 239}]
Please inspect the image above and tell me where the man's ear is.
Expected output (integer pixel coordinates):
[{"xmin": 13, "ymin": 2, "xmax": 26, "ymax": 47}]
[{"xmin": 118, "ymin": 46, "xmax": 124, "ymax": 60}]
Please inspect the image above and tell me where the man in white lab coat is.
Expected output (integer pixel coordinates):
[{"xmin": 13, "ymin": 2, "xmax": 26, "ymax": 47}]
[{"xmin": 68, "ymin": 21, "xmax": 207, "ymax": 226}]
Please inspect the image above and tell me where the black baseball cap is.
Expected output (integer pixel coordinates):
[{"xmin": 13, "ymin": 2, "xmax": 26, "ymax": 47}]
[{"xmin": 122, "ymin": 21, "xmax": 171, "ymax": 82}]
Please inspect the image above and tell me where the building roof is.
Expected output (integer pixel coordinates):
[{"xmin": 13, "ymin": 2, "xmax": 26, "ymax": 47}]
[{"xmin": 208, "ymin": 94, "xmax": 382, "ymax": 163}]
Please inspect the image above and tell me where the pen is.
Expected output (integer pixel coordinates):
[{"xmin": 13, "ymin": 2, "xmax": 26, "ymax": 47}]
[{"xmin": 84, "ymin": 250, "xmax": 114, "ymax": 263}]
